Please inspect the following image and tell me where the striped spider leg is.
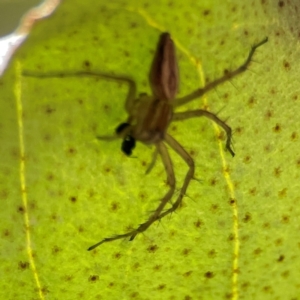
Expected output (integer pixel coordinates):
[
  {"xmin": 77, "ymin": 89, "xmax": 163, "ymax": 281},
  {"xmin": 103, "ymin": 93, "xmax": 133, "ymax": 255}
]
[{"xmin": 23, "ymin": 33, "xmax": 267, "ymax": 251}]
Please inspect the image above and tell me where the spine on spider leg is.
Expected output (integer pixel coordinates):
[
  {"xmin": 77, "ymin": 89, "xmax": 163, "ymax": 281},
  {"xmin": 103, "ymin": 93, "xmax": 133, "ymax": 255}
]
[{"xmin": 149, "ymin": 32, "xmax": 179, "ymax": 101}]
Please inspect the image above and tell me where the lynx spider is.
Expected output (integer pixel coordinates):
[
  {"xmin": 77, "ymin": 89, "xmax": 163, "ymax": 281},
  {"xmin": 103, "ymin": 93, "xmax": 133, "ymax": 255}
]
[{"xmin": 24, "ymin": 33, "xmax": 267, "ymax": 250}]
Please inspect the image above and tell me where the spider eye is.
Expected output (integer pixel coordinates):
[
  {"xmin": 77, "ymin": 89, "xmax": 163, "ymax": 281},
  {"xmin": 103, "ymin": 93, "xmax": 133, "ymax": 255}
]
[
  {"xmin": 121, "ymin": 135, "xmax": 136, "ymax": 156},
  {"xmin": 115, "ymin": 122, "xmax": 130, "ymax": 134}
]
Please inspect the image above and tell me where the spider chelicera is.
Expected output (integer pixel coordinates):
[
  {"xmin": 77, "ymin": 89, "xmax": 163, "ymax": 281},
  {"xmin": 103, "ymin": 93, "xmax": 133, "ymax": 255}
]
[{"xmin": 23, "ymin": 33, "xmax": 267, "ymax": 250}]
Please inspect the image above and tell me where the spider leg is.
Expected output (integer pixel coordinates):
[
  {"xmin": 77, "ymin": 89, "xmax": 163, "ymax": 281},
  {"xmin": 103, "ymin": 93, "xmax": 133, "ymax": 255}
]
[
  {"xmin": 87, "ymin": 141, "xmax": 175, "ymax": 250},
  {"xmin": 22, "ymin": 70, "xmax": 137, "ymax": 113},
  {"xmin": 174, "ymin": 37, "xmax": 268, "ymax": 107},
  {"xmin": 96, "ymin": 135, "xmax": 119, "ymax": 141},
  {"xmin": 145, "ymin": 148, "xmax": 159, "ymax": 174},
  {"xmin": 172, "ymin": 110, "xmax": 234, "ymax": 156},
  {"xmin": 156, "ymin": 133, "xmax": 195, "ymax": 222}
]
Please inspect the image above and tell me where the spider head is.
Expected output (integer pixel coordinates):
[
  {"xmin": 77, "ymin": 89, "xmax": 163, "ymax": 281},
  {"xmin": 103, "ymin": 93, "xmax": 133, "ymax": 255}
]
[{"xmin": 115, "ymin": 122, "xmax": 136, "ymax": 156}]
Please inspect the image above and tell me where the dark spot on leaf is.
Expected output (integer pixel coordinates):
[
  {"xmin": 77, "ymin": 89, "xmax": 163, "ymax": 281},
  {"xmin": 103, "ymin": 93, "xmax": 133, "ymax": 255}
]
[
  {"xmin": 277, "ymin": 255, "xmax": 285, "ymax": 262},
  {"xmin": 248, "ymin": 96, "xmax": 256, "ymax": 107},
  {"xmin": 274, "ymin": 167, "xmax": 282, "ymax": 177},
  {"xmin": 253, "ymin": 248, "xmax": 262, "ymax": 255},
  {"xmin": 291, "ymin": 132, "xmax": 297, "ymax": 141},
  {"xmin": 243, "ymin": 213, "xmax": 251, "ymax": 223},
  {"xmin": 241, "ymin": 235, "xmax": 249, "ymax": 242},
  {"xmin": 69, "ymin": 196, "xmax": 77, "ymax": 203},
  {"xmin": 17, "ymin": 206, "xmax": 25, "ymax": 213},
  {"xmin": 2, "ymin": 229, "xmax": 10, "ymax": 237},
  {"xmin": 64, "ymin": 275, "xmax": 73, "ymax": 282},
  {"xmin": 88, "ymin": 189, "xmax": 95, "ymax": 198},
  {"xmin": 203, "ymin": 9, "xmax": 210, "ymax": 16},
  {"xmin": 170, "ymin": 125, "xmax": 177, "ymax": 132},
  {"xmin": 281, "ymin": 270, "xmax": 289, "ymax": 278},
  {"xmin": 278, "ymin": 188, "xmax": 287, "ymax": 198},
  {"xmin": 67, "ymin": 147, "xmax": 76, "ymax": 155},
  {"xmin": 41, "ymin": 286, "xmax": 49, "ymax": 295},
  {"xmin": 204, "ymin": 271, "xmax": 214, "ymax": 279},
  {"xmin": 103, "ymin": 104, "xmax": 111, "ymax": 112},
  {"xmin": 147, "ymin": 244, "xmax": 158, "ymax": 253},
  {"xmin": 249, "ymin": 188, "xmax": 257, "ymax": 196},
  {"xmin": 228, "ymin": 233, "xmax": 234, "ymax": 241},
  {"xmin": 281, "ymin": 214, "xmax": 289, "ymax": 223},
  {"xmin": 273, "ymin": 123, "xmax": 281, "ymax": 132},
  {"xmin": 0, "ymin": 189, "xmax": 8, "ymax": 199},
  {"xmin": 224, "ymin": 166, "xmax": 230, "ymax": 174},
  {"xmin": 132, "ymin": 262, "xmax": 140, "ymax": 269},
  {"xmin": 263, "ymin": 222, "xmax": 270, "ymax": 229},
  {"xmin": 278, "ymin": 1, "xmax": 284, "ymax": 7},
  {"xmin": 208, "ymin": 249, "xmax": 216, "ymax": 258},
  {"xmin": 283, "ymin": 60, "xmax": 291, "ymax": 71},
  {"xmin": 130, "ymin": 292, "xmax": 139, "ymax": 298},
  {"xmin": 89, "ymin": 275, "xmax": 99, "ymax": 282},
  {"xmin": 43, "ymin": 133, "xmax": 52, "ymax": 142},
  {"xmin": 229, "ymin": 198, "xmax": 236, "ymax": 205},
  {"xmin": 139, "ymin": 192, "xmax": 146, "ymax": 200},
  {"xmin": 182, "ymin": 248, "xmax": 191, "ymax": 256},
  {"xmin": 241, "ymin": 281, "xmax": 250, "ymax": 290},
  {"xmin": 169, "ymin": 229, "xmax": 176, "ymax": 237},
  {"xmin": 189, "ymin": 149, "xmax": 196, "ymax": 156},
  {"xmin": 235, "ymin": 127, "xmax": 243, "ymax": 135},
  {"xmin": 18, "ymin": 261, "xmax": 29, "ymax": 270},
  {"xmin": 113, "ymin": 252, "xmax": 122, "ymax": 259},
  {"xmin": 52, "ymin": 246, "xmax": 61, "ymax": 254},
  {"xmin": 194, "ymin": 219, "xmax": 203, "ymax": 228},
  {"xmin": 104, "ymin": 167, "xmax": 111, "ymax": 173},
  {"xmin": 183, "ymin": 270, "xmax": 193, "ymax": 277},
  {"xmin": 265, "ymin": 110, "xmax": 273, "ymax": 119},
  {"xmin": 110, "ymin": 201, "xmax": 120, "ymax": 211},
  {"xmin": 83, "ymin": 60, "xmax": 91, "ymax": 68},
  {"xmin": 218, "ymin": 131, "xmax": 225, "ymax": 141},
  {"xmin": 209, "ymin": 177, "xmax": 217, "ymax": 186},
  {"xmin": 45, "ymin": 106, "xmax": 56, "ymax": 115},
  {"xmin": 243, "ymin": 155, "xmax": 251, "ymax": 163},
  {"xmin": 223, "ymin": 92, "xmax": 229, "ymax": 100},
  {"xmin": 275, "ymin": 238, "xmax": 283, "ymax": 246},
  {"xmin": 153, "ymin": 264, "xmax": 162, "ymax": 271},
  {"xmin": 211, "ymin": 203, "xmax": 219, "ymax": 211},
  {"xmin": 157, "ymin": 284, "xmax": 166, "ymax": 290},
  {"xmin": 46, "ymin": 173, "xmax": 54, "ymax": 181}
]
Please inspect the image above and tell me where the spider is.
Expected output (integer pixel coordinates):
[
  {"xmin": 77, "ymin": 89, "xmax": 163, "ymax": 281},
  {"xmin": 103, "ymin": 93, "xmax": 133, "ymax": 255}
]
[{"xmin": 24, "ymin": 33, "xmax": 267, "ymax": 250}]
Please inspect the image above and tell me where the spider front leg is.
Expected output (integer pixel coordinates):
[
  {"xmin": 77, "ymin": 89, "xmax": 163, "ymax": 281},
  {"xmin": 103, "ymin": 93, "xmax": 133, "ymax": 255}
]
[
  {"xmin": 88, "ymin": 141, "xmax": 176, "ymax": 250},
  {"xmin": 172, "ymin": 110, "xmax": 235, "ymax": 156},
  {"xmin": 174, "ymin": 37, "xmax": 268, "ymax": 107},
  {"xmin": 23, "ymin": 70, "xmax": 137, "ymax": 114}
]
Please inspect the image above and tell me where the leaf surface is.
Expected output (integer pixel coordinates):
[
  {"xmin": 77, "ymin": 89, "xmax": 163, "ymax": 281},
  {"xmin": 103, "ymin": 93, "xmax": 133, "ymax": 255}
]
[{"xmin": 1, "ymin": 1, "xmax": 299, "ymax": 299}]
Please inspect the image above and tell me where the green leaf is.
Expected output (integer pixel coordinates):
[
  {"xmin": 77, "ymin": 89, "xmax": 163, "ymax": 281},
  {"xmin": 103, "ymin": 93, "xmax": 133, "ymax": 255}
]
[{"xmin": 1, "ymin": 1, "xmax": 299, "ymax": 299}]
